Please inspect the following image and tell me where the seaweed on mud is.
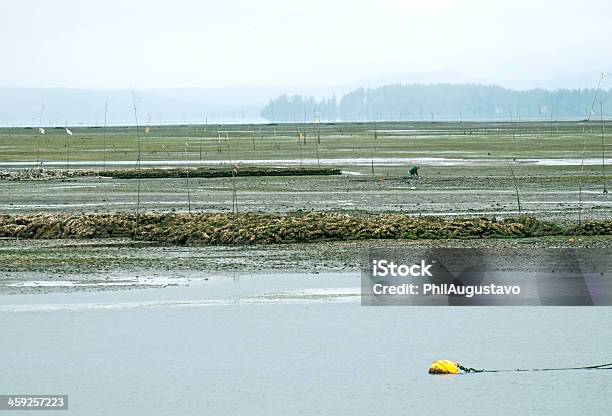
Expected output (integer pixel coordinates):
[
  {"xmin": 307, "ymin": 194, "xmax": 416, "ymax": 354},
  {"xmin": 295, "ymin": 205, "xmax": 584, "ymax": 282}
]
[
  {"xmin": 101, "ymin": 166, "xmax": 342, "ymax": 179},
  {"xmin": 0, "ymin": 212, "xmax": 607, "ymax": 245},
  {"xmin": 567, "ymin": 220, "xmax": 612, "ymax": 236},
  {"xmin": 0, "ymin": 167, "xmax": 341, "ymax": 181}
]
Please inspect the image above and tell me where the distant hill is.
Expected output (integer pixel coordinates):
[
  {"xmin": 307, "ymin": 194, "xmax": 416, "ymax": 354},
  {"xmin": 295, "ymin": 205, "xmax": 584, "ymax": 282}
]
[
  {"xmin": 0, "ymin": 87, "xmax": 271, "ymax": 126},
  {"xmin": 261, "ymin": 84, "xmax": 612, "ymax": 122}
]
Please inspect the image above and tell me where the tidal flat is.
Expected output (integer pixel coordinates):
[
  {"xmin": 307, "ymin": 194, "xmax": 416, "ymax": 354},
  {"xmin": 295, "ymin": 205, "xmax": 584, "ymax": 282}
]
[{"xmin": 0, "ymin": 121, "xmax": 610, "ymax": 293}]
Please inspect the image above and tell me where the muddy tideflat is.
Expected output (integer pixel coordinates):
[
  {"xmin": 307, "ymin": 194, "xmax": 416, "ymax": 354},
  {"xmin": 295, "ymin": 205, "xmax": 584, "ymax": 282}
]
[{"xmin": 0, "ymin": 121, "xmax": 610, "ymax": 293}]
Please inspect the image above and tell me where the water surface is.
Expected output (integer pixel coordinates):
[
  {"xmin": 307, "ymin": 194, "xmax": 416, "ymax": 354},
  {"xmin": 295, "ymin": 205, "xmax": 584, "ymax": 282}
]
[{"xmin": 0, "ymin": 273, "xmax": 610, "ymax": 415}]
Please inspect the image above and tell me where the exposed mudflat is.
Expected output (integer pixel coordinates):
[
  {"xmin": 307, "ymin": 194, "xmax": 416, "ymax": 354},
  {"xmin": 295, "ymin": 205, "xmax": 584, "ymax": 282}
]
[
  {"xmin": 2, "ymin": 236, "xmax": 612, "ymax": 294},
  {"xmin": 1, "ymin": 121, "xmax": 610, "ymax": 294},
  {"xmin": 0, "ymin": 166, "xmax": 610, "ymax": 223}
]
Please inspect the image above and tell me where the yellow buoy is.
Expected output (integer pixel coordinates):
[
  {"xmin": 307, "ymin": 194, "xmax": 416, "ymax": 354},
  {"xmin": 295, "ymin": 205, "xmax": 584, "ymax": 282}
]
[{"xmin": 429, "ymin": 360, "xmax": 460, "ymax": 374}]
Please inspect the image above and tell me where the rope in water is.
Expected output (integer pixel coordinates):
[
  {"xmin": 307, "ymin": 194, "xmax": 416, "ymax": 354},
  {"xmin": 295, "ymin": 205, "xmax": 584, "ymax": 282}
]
[{"xmin": 458, "ymin": 362, "xmax": 612, "ymax": 373}]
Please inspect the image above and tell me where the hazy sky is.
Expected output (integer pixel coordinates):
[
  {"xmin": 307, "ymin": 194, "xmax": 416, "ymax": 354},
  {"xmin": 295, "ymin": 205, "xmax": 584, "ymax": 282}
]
[{"xmin": 2, "ymin": 0, "xmax": 612, "ymax": 89}]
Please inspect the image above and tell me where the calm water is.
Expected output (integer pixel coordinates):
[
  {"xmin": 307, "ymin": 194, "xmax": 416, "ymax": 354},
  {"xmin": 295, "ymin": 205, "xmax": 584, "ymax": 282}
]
[
  {"xmin": 0, "ymin": 156, "xmax": 609, "ymax": 168},
  {"xmin": 1, "ymin": 273, "xmax": 610, "ymax": 415}
]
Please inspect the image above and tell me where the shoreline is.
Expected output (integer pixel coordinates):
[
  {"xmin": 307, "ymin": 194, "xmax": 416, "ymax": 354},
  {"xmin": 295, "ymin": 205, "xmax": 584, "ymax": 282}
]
[{"xmin": 2, "ymin": 235, "xmax": 612, "ymax": 295}]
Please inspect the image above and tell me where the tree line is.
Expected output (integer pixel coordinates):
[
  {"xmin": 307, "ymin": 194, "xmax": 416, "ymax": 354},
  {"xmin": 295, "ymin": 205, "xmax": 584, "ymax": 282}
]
[{"xmin": 261, "ymin": 84, "xmax": 611, "ymax": 122}]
